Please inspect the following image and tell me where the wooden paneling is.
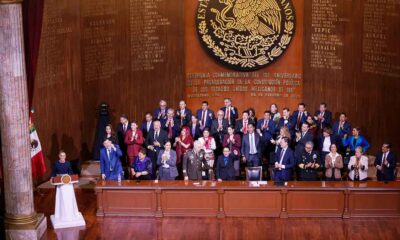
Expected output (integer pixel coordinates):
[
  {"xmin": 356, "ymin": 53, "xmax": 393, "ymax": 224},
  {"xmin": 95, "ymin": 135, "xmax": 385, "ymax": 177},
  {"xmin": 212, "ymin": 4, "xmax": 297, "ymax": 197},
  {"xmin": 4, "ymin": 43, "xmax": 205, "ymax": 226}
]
[
  {"xmin": 286, "ymin": 191, "xmax": 344, "ymax": 217},
  {"xmin": 303, "ymin": 0, "xmax": 400, "ymax": 154},
  {"xmin": 103, "ymin": 190, "xmax": 156, "ymax": 216},
  {"xmin": 348, "ymin": 191, "xmax": 400, "ymax": 217},
  {"xmin": 95, "ymin": 180, "xmax": 400, "ymax": 218},
  {"xmin": 33, "ymin": 0, "xmax": 185, "ymax": 180},
  {"xmin": 223, "ymin": 191, "xmax": 281, "ymax": 217},
  {"xmin": 161, "ymin": 190, "xmax": 219, "ymax": 217}
]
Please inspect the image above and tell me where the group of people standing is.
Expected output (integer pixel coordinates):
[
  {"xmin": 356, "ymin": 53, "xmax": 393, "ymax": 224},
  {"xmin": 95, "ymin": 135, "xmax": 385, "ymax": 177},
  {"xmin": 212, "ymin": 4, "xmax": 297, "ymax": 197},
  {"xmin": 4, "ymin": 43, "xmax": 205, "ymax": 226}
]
[{"xmin": 98, "ymin": 99, "xmax": 397, "ymax": 182}]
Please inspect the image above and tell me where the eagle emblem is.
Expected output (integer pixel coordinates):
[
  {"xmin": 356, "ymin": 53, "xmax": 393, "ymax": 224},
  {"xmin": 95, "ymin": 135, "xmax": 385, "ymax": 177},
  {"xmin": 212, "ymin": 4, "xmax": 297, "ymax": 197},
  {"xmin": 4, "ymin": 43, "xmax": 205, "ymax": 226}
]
[{"xmin": 197, "ymin": 0, "xmax": 295, "ymax": 71}]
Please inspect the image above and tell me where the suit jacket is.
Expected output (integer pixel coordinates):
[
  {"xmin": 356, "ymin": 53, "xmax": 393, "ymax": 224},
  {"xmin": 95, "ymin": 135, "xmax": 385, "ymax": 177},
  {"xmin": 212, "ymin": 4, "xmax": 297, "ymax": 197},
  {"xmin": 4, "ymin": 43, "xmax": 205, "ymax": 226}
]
[
  {"xmin": 235, "ymin": 118, "xmax": 255, "ymax": 135},
  {"xmin": 342, "ymin": 135, "xmax": 370, "ymax": 153},
  {"xmin": 220, "ymin": 106, "xmax": 238, "ymax": 126},
  {"xmin": 196, "ymin": 109, "xmax": 214, "ymax": 129},
  {"xmin": 162, "ymin": 118, "xmax": 181, "ymax": 140},
  {"xmin": 210, "ymin": 119, "xmax": 228, "ymax": 144},
  {"xmin": 157, "ymin": 150, "xmax": 178, "ymax": 179},
  {"xmin": 256, "ymin": 118, "xmax": 276, "ymax": 142},
  {"xmin": 189, "ymin": 124, "xmax": 202, "ymax": 140},
  {"xmin": 348, "ymin": 155, "xmax": 368, "ymax": 180},
  {"xmin": 241, "ymin": 132, "xmax": 262, "ymax": 160},
  {"xmin": 325, "ymin": 153, "xmax": 343, "ymax": 179},
  {"xmin": 175, "ymin": 108, "xmax": 192, "ymax": 126},
  {"xmin": 153, "ymin": 108, "xmax": 168, "ymax": 122},
  {"xmin": 117, "ymin": 122, "xmax": 130, "ymax": 149},
  {"xmin": 314, "ymin": 110, "xmax": 332, "ymax": 129},
  {"xmin": 100, "ymin": 145, "xmax": 123, "ymax": 180},
  {"xmin": 141, "ymin": 120, "xmax": 154, "ymax": 139},
  {"xmin": 216, "ymin": 155, "xmax": 236, "ymax": 180},
  {"xmin": 274, "ymin": 147, "xmax": 295, "ymax": 181},
  {"xmin": 332, "ymin": 120, "xmax": 351, "ymax": 144},
  {"xmin": 145, "ymin": 129, "xmax": 168, "ymax": 154},
  {"xmin": 292, "ymin": 110, "xmax": 308, "ymax": 130},
  {"xmin": 374, "ymin": 151, "xmax": 397, "ymax": 181},
  {"xmin": 318, "ymin": 135, "xmax": 336, "ymax": 153},
  {"xmin": 124, "ymin": 129, "xmax": 144, "ymax": 157},
  {"xmin": 295, "ymin": 131, "xmax": 314, "ymax": 157},
  {"xmin": 277, "ymin": 116, "xmax": 295, "ymax": 134}
]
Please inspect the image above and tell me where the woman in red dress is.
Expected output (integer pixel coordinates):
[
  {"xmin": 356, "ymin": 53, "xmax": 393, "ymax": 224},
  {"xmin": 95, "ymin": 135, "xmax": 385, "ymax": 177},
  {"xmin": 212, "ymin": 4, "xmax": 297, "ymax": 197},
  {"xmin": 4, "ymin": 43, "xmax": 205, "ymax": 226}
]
[
  {"xmin": 124, "ymin": 121, "xmax": 144, "ymax": 168},
  {"xmin": 174, "ymin": 126, "xmax": 193, "ymax": 164}
]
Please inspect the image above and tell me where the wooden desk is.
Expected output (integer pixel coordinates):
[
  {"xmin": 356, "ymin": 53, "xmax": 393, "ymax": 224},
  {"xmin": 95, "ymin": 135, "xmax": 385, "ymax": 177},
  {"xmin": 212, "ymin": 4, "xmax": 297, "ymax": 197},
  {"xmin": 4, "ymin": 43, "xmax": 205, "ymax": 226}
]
[{"xmin": 95, "ymin": 180, "xmax": 400, "ymax": 218}]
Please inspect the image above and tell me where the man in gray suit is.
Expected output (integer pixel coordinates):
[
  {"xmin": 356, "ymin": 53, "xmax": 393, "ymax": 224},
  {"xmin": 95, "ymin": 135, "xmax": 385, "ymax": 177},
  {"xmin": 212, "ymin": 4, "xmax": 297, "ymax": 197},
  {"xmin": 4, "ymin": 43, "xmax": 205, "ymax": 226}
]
[{"xmin": 241, "ymin": 123, "xmax": 262, "ymax": 167}]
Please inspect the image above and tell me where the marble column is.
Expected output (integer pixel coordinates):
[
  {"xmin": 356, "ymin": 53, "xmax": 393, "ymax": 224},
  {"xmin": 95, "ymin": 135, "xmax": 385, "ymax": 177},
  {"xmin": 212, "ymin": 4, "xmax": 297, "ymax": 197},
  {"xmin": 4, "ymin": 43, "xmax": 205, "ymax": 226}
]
[{"xmin": 0, "ymin": 0, "xmax": 46, "ymax": 239}]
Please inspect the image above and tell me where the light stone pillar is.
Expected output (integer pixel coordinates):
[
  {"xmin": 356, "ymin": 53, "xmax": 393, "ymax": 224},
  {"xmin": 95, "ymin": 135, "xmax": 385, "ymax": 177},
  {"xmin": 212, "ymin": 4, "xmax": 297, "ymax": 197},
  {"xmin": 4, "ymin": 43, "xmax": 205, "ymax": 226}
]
[{"xmin": 0, "ymin": 0, "xmax": 46, "ymax": 239}]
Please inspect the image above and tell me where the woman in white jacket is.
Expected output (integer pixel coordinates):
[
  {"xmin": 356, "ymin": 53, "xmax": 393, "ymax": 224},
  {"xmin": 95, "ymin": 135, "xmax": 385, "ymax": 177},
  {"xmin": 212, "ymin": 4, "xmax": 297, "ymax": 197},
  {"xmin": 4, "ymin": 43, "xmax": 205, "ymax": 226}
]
[{"xmin": 348, "ymin": 146, "xmax": 369, "ymax": 181}]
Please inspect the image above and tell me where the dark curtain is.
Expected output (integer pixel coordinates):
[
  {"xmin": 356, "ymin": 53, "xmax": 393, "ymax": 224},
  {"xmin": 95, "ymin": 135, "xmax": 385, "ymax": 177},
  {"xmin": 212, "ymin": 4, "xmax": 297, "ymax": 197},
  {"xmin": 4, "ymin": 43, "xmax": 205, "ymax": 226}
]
[{"xmin": 23, "ymin": 0, "xmax": 45, "ymax": 108}]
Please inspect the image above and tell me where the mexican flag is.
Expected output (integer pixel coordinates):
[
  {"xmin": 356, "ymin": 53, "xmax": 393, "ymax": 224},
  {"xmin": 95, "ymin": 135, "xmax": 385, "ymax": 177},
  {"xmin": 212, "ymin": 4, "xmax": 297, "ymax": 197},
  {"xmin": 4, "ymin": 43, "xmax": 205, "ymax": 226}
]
[{"xmin": 29, "ymin": 112, "xmax": 46, "ymax": 178}]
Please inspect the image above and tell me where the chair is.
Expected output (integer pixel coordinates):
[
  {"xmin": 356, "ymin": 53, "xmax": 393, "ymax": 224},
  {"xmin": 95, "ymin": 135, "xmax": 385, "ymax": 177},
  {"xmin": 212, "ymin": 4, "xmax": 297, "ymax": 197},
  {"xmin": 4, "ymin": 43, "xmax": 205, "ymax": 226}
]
[{"xmin": 245, "ymin": 166, "xmax": 262, "ymax": 181}]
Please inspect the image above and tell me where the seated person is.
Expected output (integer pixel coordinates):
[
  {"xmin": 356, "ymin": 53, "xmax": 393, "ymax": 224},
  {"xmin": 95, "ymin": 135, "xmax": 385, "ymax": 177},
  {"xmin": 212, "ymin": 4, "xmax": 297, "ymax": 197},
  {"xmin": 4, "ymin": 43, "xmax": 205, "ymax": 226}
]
[
  {"xmin": 216, "ymin": 147, "xmax": 236, "ymax": 181},
  {"xmin": 348, "ymin": 146, "xmax": 368, "ymax": 181},
  {"xmin": 100, "ymin": 139, "xmax": 123, "ymax": 180},
  {"xmin": 324, "ymin": 144, "xmax": 343, "ymax": 181},
  {"xmin": 375, "ymin": 143, "xmax": 397, "ymax": 181},
  {"xmin": 157, "ymin": 141, "xmax": 178, "ymax": 180},
  {"xmin": 297, "ymin": 141, "xmax": 320, "ymax": 181},
  {"xmin": 131, "ymin": 148, "xmax": 153, "ymax": 180},
  {"xmin": 273, "ymin": 137, "xmax": 295, "ymax": 181}
]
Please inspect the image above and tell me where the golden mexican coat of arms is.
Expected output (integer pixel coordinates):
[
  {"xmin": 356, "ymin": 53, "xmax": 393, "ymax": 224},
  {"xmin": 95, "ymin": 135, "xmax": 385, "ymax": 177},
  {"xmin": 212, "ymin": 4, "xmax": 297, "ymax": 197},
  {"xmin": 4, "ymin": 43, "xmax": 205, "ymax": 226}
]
[{"xmin": 197, "ymin": 0, "xmax": 296, "ymax": 71}]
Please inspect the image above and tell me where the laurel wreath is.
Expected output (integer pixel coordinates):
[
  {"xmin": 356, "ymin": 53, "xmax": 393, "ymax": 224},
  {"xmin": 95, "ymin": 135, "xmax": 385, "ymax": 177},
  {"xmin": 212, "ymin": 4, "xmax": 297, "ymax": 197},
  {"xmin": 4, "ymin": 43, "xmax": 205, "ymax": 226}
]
[{"xmin": 198, "ymin": 19, "xmax": 294, "ymax": 68}]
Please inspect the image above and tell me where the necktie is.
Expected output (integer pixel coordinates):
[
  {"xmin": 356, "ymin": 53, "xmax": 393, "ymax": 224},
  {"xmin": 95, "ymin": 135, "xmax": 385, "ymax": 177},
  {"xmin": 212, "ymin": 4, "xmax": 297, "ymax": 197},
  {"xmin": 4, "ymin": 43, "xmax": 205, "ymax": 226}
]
[
  {"xmin": 382, "ymin": 153, "xmax": 387, "ymax": 170},
  {"xmin": 226, "ymin": 108, "xmax": 230, "ymax": 124},
  {"xmin": 250, "ymin": 134, "xmax": 255, "ymax": 154},
  {"xmin": 263, "ymin": 120, "xmax": 267, "ymax": 129},
  {"xmin": 279, "ymin": 149, "xmax": 285, "ymax": 164},
  {"xmin": 224, "ymin": 157, "xmax": 228, "ymax": 166},
  {"xmin": 338, "ymin": 123, "xmax": 342, "ymax": 135},
  {"xmin": 202, "ymin": 110, "xmax": 206, "ymax": 127},
  {"xmin": 107, "ymin": 149, "xmax": 111, "ymax": 160},
  {"xmin": 243, "ymin": 121, "xmax": 247, "ymax": 134},
  {"xmin": 168, "ymin": 120, "xmax": 172, "ymax": 139},
  {"xmin": 155, "ymin": 131, "xmax": 159, "ymax": 141},
  {"xmin": 297, "ymin": 112, "xmax": 302, "ymax": 129},
  {"xmin": 123, "ymin": 124, "xmax": 126, "ymax": 133}
]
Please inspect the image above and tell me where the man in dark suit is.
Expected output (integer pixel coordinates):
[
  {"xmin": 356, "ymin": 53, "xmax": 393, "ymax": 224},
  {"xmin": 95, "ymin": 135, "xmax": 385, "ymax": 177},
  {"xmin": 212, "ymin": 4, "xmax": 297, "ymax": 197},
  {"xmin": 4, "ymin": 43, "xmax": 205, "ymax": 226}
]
[
  {"xmin": 332, "ymin": 112, "xmax": 351, "ymax": 154},
  {"xmin": 314, "ymin": 102, "xmax": 332, "ymax": 130},
  {"xmin": 141, "ymin": 112, "xmax": 154, "ymax": 139},
  {"xmin": 145, "ymin": 120, "xmax": 168, "ymax": 178},
  {"xmin": 175, "ymin": 100, "xmax": 192, "ymax": 127},
  {"xmin": 116, "ymin": 114, "xmax": 130, "ymax": 166},
  {"xmin": 100, "ymin": 139, "xmax": 123, "ymax": 180},
  {"xmin": 241, "ymin": 123, "xmax": 262, "ymax": 167},
  {"xmin": 375, "ymin": 143, "xmax": 397, "ymax": 181},
  {"xmin": 295, "ymin": 122, "xmax": 314, "ymax": 158},
  {"xmin": 273, "ymin": 137, "xmax": 295, "ymax": 181},
  {"xmin": 235, "ymin": 111, "xmax": 254, "ymax": 137},
  {"xmin": 220, "ymin": 98, "xmax": 238, "ymax": 126},
  {"xmin": 211, "ymin": 110, "xmax": 228, "ymax": 156},
  {"xmin": 256, "ymin": 111, "xmax": 276, "ymax": 163},
  {"xmin": 153, "ymin": 99, "xmax": 168, "ymax": 126},
  {"xmin": 277, "ymin": 108, "xmax": 295, "ymax": 136},
  {"xmin": 216, "ymin": 147, "xmax": 236, "ymax": 181},
  {"xmin": 163, "ymin": 108, "xmax": 180, "ymax": 141},
  {"xmin": 292, "ymin": 103, "xmax": 308, "ymax": 132},
  {"xmin": 196, "ymin": 101, "xmax": 214, "ymax": 131}
]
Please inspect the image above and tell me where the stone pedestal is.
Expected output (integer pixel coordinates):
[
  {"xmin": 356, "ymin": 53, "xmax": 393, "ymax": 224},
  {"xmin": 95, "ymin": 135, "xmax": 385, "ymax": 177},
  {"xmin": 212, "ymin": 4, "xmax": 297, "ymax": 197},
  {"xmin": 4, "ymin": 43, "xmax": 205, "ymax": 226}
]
[{"xmin": 0, "ymin": 1, "xmax": 47, "ymax": 239}]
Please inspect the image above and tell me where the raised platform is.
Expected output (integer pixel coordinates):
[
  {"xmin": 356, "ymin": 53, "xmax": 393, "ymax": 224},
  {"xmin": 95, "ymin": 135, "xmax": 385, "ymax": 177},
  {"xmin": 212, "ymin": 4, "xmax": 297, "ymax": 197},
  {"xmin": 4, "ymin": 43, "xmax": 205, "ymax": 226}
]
[{"xmin": 95, "ymin": 180, "xmax": 400, "ymax": 218}]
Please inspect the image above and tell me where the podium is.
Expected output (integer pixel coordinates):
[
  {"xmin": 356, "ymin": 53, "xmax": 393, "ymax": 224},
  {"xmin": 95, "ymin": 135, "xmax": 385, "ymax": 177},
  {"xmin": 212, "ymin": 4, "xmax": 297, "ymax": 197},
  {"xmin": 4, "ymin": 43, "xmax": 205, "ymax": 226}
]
[{"xmin": 50, "ymin": 174, "xmax": 86, "ymax": 229}]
